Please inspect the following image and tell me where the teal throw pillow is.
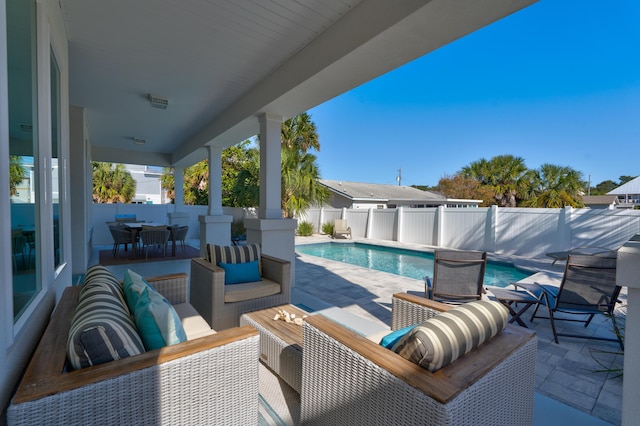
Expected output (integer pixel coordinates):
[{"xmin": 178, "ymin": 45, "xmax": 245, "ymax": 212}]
[
  {"xmin": 379, "ymin": 324, "xmax": 418, "ymax": 349},
  {"xmin": 219, "ymin": 260, "xmax": 262, "ymax": 285},
  {"xmin": 123, "ymin": 269, "xmax": 156, "ymax": 314},
  {"xmin": 133, "ymin": 287, "xmax": 187, "ymax": 351}
]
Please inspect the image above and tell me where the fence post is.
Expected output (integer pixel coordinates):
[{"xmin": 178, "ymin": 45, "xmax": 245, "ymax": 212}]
[
  {"xmin": 435, "ymin": 205, "xmax": 444, "ymax": 247},
  {"xmin": 559, "ymin": 206, "xmax": 572, "ymax": 250},
  {"xmin": 366, "ymin": 208, "xmax": 374, "ymax": 239},
  {"xmin": 397, "ymin": 207, "xmax": 403, "ymax": 242},
  {"xmin": 319, "ymin": 207, "xmax": 324, "ymax": 234},
  {"xmin": 485, "ymin": 205, "xmax": 498, "ymax": 253}
]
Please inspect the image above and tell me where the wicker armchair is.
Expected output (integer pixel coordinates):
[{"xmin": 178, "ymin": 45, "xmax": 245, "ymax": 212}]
[
  {"xmin": 8, "ymin": 273, "xmax": 260, "ymax": 426},
  {"xmin": 191, "ymin": 253, "xmax": 291, "ymax": 331},
  {"xmin": 301, "ymin": 293, "xmax": 537, "ymax": 426}
]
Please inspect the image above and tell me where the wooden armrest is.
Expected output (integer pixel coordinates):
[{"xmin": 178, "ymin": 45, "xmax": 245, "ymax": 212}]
[
  {"xmin": 12, "ymin": 285, "xmax": 258, "ymax": 405},
  {"xmin": 392, "ymin": 292, "xmax": 453, "ymax": 312},
  {"xmin": 306, "ymin": 307, "xmax": 535, "ymax": 403}
]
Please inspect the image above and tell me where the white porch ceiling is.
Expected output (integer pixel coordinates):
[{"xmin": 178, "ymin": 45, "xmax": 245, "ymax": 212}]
[{"xmin": 61, "ymin": 0, "xmax": 537, "ymax": 167}]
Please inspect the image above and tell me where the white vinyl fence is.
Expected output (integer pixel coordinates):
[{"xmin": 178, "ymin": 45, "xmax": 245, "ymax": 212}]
[{"xmin": 299, "ymin": 206, "xmax": 640, "ymax": 259}]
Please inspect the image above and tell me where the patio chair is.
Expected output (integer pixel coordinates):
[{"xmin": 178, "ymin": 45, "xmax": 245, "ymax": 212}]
[
  {"xmin": 301, "ymin": 293, "xmax": 537, "ymax": 425},
  {"xmin": 332, "ymin": 219, "xmax": 351, "ymax": 239},
  {"xmin": 190, "ymin": 244, "xmax": 291, "ymax": 330},
  {"xmin": 526, "ymin": 254, "xmax": 624, "ymax": 349},
  {"xmin": 545, "ymin": 246, "xmax": 616, "ymax": 264},
  {"xmin": 425, "ymin": 249, "xmax": 487, "ymax": 304},
  {"xmin": 139, "ymin": 229, "xmax": 170, "ymax": 259},
  {"xmin": 108, "ymin": 225, "xmax": 135, "ymax": 257},
  {"xmin": 172, "ymin": 225, "xmax": 189, "ymax": 254}
]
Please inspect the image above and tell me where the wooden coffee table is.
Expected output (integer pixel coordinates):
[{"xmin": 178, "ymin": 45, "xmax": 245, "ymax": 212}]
[{"xmin": 240, "ymin": 304, "xmax": 308, "ymax": 393}]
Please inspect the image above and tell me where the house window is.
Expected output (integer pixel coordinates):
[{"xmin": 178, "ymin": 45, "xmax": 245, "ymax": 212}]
[{"xmin": 8, "ymin": 0, "xmax": 41, "ymax": 321}]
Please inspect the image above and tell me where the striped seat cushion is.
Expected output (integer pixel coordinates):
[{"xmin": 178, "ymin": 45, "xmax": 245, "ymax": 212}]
[
  {"xmin": 67, "ymin": 279, "xmax": 145, "ymax": 370},
  {"xmin": 392, "ymin": 300, "xmax": 508, "ymax": 372}
]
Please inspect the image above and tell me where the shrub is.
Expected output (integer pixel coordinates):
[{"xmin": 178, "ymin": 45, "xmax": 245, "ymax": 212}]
[
  {"xmin": 231, "ymin": 220, "xmax": 246, "ymax": 237},
  {"xmin": 297, "ymin": 221, "xmax": 314, "ymax": 236},
  {"xmin": 322, "ymin": 221, "xmax": 334, "ymax": 236}
]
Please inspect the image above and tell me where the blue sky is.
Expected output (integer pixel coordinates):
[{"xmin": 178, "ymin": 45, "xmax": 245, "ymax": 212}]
[{"xmin": 307, "ymin": 0, "xmax": 640, "ymax": 188}]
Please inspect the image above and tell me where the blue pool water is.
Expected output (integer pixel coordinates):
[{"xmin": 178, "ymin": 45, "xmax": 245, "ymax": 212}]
[{"xmin": 296, "ymin": 242, "xmax": 532, "ymax": 287}]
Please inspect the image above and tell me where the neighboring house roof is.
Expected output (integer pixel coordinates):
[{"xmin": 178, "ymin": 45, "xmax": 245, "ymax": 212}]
[
  {"xmin": 582, "ymin": 195, "xmax": 619, "ymax": 206},
  {"xmin": 607, "ymin": 176, "xmax": 640, "ymax": 195},
  {"xmin": 319, "ymin": 180, "xmax": 445, "ymax": 203}
]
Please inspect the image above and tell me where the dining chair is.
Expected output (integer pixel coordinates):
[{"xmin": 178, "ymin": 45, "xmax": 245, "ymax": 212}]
[{"xmin": 139, "ymin": 229, "xmax": 170, "ymax": 259}]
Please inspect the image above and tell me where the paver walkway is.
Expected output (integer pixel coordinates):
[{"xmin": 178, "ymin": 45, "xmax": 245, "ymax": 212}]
[{"xmin": 293, "ymin": 236, "xmax": 624, "ymax": 425}]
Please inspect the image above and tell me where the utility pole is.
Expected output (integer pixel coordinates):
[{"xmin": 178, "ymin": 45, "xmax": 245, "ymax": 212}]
[
  {"xmin": 397, "ymin": 167, "xmax": 402, "ymax": 186},
  {"xmin": 588, "ymin": 174, "xmax": 591, "ymax": 196}
]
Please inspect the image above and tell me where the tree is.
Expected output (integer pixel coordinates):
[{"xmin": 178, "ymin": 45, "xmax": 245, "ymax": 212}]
[
  {"xmin": 460, "ymin": 155, "xmax": 529, "ymax": 207},
  {"xmin": 160, "ymin": 113, "xmax": 328, "ymax": 215},
  {"xmin": 279, "ymin": 113, "xmax": 329, "ymax": 218},
  {"xmin": 92, "ymin": 162, "xmax": 136, "ymax": 203},
  {"xmin": 160, "ymin": 160, "xmax": 209, "ymax": 206},
  {"xmin": 9, "ymin": 155, "xmax": 26, "ymax": 196},
  {"xmin": 590, "ymin": 180, "xmax": 618, "ymax": 196},
  {"xmin": 436, "ymin": 175, "xmax": 495, "ymax": 207},
  {"xmin": 619, "ymin": 175, "xmax": 636, "ymax": 185},
  {"xmin": 522, "ymin": 164, "xmax": 585, "ymax": 208}
]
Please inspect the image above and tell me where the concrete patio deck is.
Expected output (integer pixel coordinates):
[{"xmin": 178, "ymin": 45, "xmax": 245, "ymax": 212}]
[
  {"xmin": 292, "ymin": 236, "xmax": 624, "ymax": 425},
  {"xmin": 91, "ymin": 236, "xmax": 624, "ymax": 425}
]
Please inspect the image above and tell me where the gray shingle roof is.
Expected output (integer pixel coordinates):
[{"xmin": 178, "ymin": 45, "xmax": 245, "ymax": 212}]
[
  {"xmin": 319, "ymin": 180, "xmax": 445, "ymax": 202},
  {"xmin": 582, "ymin": 195, "xmax": 618, "ymax": 205},
  {"xmin": 607, "ymin": 176, "xmax": 640, "ymax": 195}
]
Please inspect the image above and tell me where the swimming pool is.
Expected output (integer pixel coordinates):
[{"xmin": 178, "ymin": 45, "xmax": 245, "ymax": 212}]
[{"xmin": 295, "ymin": 242, "xmax": 532, "ymax": 287}]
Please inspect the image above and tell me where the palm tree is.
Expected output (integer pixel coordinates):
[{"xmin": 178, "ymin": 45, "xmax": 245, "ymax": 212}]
[
  {"xmin": 523, "ymin": 164, "xmax": 585, "ymax": 208},
  {"xmin": 460, "ymin": 155, "xmax": 529, "ymax": 207},
  {"xmin": 92, "ymin": 162, "xmax": 136, "ymax": 203},
  {"xmin": 280, "ymin": 113, "xmax": 328, "ymax": 218},
  {"xmin": 9, "ymin": 155, "xmax": 26, "ymax": 196}
]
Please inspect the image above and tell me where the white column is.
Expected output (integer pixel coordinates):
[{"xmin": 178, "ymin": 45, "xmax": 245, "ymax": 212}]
[
  {"xmin": 174, "ymin": 166, "xmax": 184, "ymax": 209},
  {"xmin": 258, "ymin": 113, "xmax": 283, "ymax": 219},
  {"xmin": 245, "ymin": 113, "xmax": 296, "ymax": 285},
  {"xmin": 168, "ymin": 166, "xmax": 189, "ymax": 227},
  {"xmin": 208, "ymin": 146, "xmax": 223, "ymax": 216},
  {"xmin": 198, "ymin": 145, "xmax": 231, "ymax": 255},
  {"xmin": 617, "ymin": 235, "xmax": 640, "ymax": 426}
]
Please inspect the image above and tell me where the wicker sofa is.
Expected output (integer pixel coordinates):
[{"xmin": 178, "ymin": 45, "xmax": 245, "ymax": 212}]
[
  {"xmin": 8, "ymin": 269, "xmax": 259, "ymax": 426},
  {"xmin": 301, "ymin": 293, "xmax": 538, "ymax": 426},
  {"xmin": 190, "ymin": 244, "xmax": 291, "ymax": 331}
]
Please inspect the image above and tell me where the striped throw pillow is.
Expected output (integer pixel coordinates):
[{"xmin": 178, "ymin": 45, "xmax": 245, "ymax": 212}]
[
  {"xmin": 392, "ymin": 300, "xmax": 508, "ymax": 372},
  {"xmin": 81, "ymin": 265, "xmax": 127, "ymax": 308},
  {"xmin": 206, "ymin": 243, "xmax": 262, "ymax": 274},
  {"xmin": 67, "ymin": 281, "xmax": 145, "ymax": 370}
]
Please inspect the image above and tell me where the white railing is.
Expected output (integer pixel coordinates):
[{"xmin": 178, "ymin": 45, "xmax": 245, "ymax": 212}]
[
  {"xmin": 300, "ymin": 206, "xmax": 640, "ymax": 259},
  {"xmin": 91, "ymin": 204, "xmax": 254, "ymax": 246}
]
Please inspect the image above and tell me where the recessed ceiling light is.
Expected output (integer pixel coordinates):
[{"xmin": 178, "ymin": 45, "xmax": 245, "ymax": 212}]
[
  {"xmin": 133, "ymin": 137, "xmax": 146, "ymax": 145},
  {"xmin": 148, "ymin": 93, "xmax": 169, "ymax": 109}
]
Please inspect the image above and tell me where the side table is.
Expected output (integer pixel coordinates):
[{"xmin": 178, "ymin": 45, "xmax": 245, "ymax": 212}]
[
  {"xmin": 490, "ymin": 288, "xmax": 541, "ymax": 328},
  {"xmin": 240, "ymin": 304, "xmax": 307, "ymax": 393}
]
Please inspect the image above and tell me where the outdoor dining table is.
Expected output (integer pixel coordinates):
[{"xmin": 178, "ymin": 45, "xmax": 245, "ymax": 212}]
[{"xmin": 121, "ymin": 222, "xmax": 178, "ymax": 258}]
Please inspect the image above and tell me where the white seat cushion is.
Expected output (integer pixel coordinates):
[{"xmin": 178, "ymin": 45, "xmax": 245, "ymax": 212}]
[
  {"xmin": 173, "ymin": 303, "xmax": 216, "ymax": 338},
  {"xmin": 224, "ymin": 279, "xmax": 281, "ymax": 303}
]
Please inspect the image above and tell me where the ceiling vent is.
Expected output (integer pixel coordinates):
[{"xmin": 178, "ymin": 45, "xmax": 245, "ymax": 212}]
[
  {"xmin": 148, "ymin": 93, "xmax": 169, "ymax": 109},
  {"xmin": 20, "ymin": 123, "xmax": 33, "ymax": 132}
]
